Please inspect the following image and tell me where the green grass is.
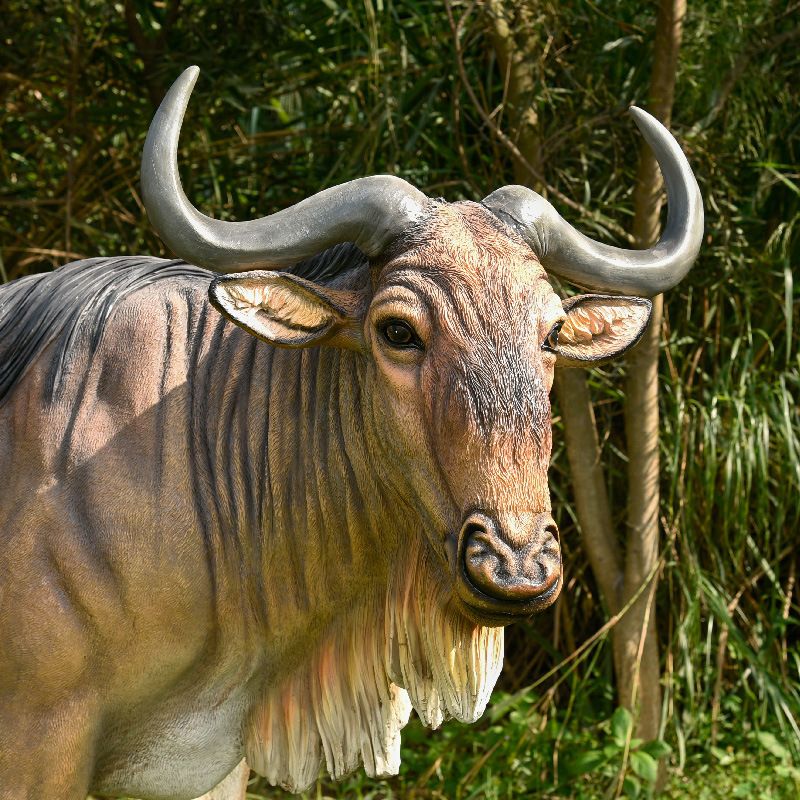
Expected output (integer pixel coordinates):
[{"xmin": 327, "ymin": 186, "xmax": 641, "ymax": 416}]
[{"xmin": 242, "ymin": 685, "xmax": 799, "ymax": 800}]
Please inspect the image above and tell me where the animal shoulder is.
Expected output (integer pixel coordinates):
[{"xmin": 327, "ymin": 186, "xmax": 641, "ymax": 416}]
[{"xmin": 0, "ymin": 257, "xmax": 213, "ymax": 410}]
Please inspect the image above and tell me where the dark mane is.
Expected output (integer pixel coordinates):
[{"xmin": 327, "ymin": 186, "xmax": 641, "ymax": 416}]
[
  {"xmin": 0, "ymin": 244, "xmax": 367, "ymax": 408},
  {"xmin": 289, "ymin": 241, "xmax": 367, "ymax": 284}
]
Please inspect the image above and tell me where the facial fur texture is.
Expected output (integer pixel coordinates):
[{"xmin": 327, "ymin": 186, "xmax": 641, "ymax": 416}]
[
  {"xmin": 393, "ymin": 202, "xmax": 555, "ymax": 445},
  {"xmin": 370, "ymin": 202, "xmax": 560, "ymax": 532}
]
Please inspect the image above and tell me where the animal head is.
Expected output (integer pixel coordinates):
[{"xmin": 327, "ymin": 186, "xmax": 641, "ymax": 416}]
[{"xmin": 142, "ymin": 67, "xmax": 702, "ymax": 628}]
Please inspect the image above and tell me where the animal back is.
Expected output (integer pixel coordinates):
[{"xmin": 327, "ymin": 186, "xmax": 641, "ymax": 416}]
[{"xmin": 0, "ymin": 256, "xmax": 212, "ymax": 408}]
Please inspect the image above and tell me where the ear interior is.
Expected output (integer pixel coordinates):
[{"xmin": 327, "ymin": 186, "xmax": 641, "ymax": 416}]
[
  {"xmin": 552, "ymin": 295, "xmax": 652, "ymax": 367},
  {"xmin": 209, "ymin": 271, "xmax": 364, "ymax": 348}
]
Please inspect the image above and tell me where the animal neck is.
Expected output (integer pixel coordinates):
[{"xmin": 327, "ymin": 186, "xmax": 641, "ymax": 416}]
[
  {"xmin": 254, "ymin": 343, "xmax": 404, "ymax": 652},
  {"xmin": 194, "ymin": 330, "xmax": 406, "ymax": 668}
]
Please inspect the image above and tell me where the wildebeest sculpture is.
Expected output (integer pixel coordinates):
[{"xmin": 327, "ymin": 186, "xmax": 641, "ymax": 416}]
[{"xmin": 0, "ymin": 66, "xmax": 702, "ymax": 799}]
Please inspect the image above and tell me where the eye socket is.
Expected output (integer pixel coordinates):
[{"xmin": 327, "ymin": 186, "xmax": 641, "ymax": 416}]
[
  {"xmin": 381, "ymin": 319, "xmax": 423, "ymax": 349},
  {"xmin": 542, "ymin": 321, "xmax": 562, "ymax": 353}
]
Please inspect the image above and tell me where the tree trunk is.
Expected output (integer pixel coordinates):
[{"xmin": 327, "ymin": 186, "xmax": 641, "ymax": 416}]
[
  {"xmin": 554, "ymin": 370, "xmax": 622, "ymax": 618},
  {"xmin": 482, "ymin": 0, "xmax": 687, "ymax": 743},
  {"xmin": 484, "ymin": 0, "xmax": 542, "ymax": 189},
  {"xmin": 620, "ymin": 0, "xmax": 686, "ymax": 742}
]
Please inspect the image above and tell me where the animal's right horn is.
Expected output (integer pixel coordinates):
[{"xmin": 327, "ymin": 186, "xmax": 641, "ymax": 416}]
[
  {"xmin": 482, "ymin": 108, "xmax": 703, "ymax": 297},
  {"xmin": 141, "ymin": 67, "xmax": 427, "ymax": 272}
]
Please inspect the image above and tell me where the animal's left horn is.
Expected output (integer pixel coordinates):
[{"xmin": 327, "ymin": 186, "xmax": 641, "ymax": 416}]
[
  {"xmin": 141, "ymin": 67, "xmax": 427, "ymax": 272},
  {"xmin": 482, "ymin": 108, "xmax": 703, "ymax": 296}
]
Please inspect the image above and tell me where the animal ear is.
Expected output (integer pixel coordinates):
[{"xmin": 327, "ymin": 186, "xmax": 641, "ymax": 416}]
[
  {"xmin": 546, "ymin": 295, "xmax": 652, "ymax": 368},
  {"xmin": 208, "ymin": 271, "xmax": 367, "ymax": 350}
]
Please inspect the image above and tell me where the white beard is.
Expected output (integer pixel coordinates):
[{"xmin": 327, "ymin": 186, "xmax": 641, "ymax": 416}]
[{"xmin": 245, "ymin": 537, "xmax": 504, "ymax": 793}]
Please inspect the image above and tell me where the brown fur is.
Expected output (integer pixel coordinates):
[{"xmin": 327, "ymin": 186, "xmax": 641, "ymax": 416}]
[{"xmin": 0, "ymin": 202, "xmax": 647, "ymax": 799}]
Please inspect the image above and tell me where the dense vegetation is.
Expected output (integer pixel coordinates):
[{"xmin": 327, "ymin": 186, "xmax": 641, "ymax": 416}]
[{"xmin": 2, "ymin": 1, "xmax": 798, "ymax": 797}]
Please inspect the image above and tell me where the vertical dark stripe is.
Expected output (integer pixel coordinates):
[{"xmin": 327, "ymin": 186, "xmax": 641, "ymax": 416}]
[{"xmin": 187, "ymin": 296, "xmax": 220, "ymax": 616}]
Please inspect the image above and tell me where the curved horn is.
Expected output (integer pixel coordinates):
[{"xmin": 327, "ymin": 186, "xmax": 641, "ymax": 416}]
[
  {"xmin": 481, "ymin": 108, "xmax": 703, "ymax": 296},
  {"xmin": 141, "ymin": 67, "xmax": 427, "ymax": 272}
]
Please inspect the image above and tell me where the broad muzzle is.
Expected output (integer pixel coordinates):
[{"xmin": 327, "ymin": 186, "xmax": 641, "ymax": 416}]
[{"xmin": 451, "ymin": 511, "xmax": 562, "ymax": 623}]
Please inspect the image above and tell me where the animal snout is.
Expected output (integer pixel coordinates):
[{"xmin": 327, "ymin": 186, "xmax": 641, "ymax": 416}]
[{"xmin": 460, "ymin": 511, "xmax": 561, "ymax": 603}]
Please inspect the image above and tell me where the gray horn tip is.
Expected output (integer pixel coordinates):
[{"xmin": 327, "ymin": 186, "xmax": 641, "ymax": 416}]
[
  {"xmin": 158, "ymin": 66, "xmax": 200, "ymax": 110},
  {"xmin": 627, "ymin": 105, "xmax": 657, "ymax": 133},
  {"xmin": 175, "ymin": 65, "xmax": 200, "ymax": 94},
  {"xmin": 626, "ymin": 105, "xmax": 675, "ymax": 149}
]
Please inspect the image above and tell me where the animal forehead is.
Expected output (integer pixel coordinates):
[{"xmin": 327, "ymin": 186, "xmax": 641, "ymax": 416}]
[{"xmin": 380, "ymin": 201, "xmax": 548, "ymax": 286}]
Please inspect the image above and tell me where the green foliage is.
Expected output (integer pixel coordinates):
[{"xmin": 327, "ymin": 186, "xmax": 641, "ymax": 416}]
[
  {"xmin": 3, "ymin": 0, "xmax": 799, "ymax": 795},
  {"xmin": 242, "ymin": 687, "xmax": 796, "ymax": 799}
]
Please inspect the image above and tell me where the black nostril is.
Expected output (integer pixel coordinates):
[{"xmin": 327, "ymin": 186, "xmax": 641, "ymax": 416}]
[
  {"xmin": 534, "ymin": 513, "xmax": 559, "ymax": 540},
  {"xmin": 462, "ymin": 513, "xmax": 497, "ymax": 539}
]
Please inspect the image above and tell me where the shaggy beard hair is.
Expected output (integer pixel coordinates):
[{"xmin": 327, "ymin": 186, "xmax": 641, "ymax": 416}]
[{"xmin": 245, "ymin": 537, "xmax": 505, "ymax": 792}]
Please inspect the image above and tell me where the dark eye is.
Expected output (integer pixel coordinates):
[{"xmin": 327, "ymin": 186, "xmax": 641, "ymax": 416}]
[
  {"xmin": 542, "ymin": 321, "xmax": 562, "ymax": 353},
  {"xmin": 382, "ymin": 320, "xmax": 422, "ymax": 349}
]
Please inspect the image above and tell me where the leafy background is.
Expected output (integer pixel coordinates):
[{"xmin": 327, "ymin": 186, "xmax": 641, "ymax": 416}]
[{"xmin": 1, "ymin": 0, "xmax": 798, "ymax": 797}]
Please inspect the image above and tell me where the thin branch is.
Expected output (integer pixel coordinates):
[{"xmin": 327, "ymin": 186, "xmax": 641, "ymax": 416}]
[
  {"xmin": 525, "ymin": 526, "xmax": 675, "ymax": 696},
  {"xmin": 123, "ymin": 0, "xmax": 148, "ymax": 58},
  {"xmin": 708, "ymin": 27, "xmax": 800, "ymax": 124},
  {"xmin": 452, "ymin": 89, "xmax": 483, "ymax": 197},
  {"xmin": 444, "ymin": 0, "xmax": 634, "ymax": 243},
  {"xmin": 582, "ymin": 0, "xmax": 646, "ymax": 35}
]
